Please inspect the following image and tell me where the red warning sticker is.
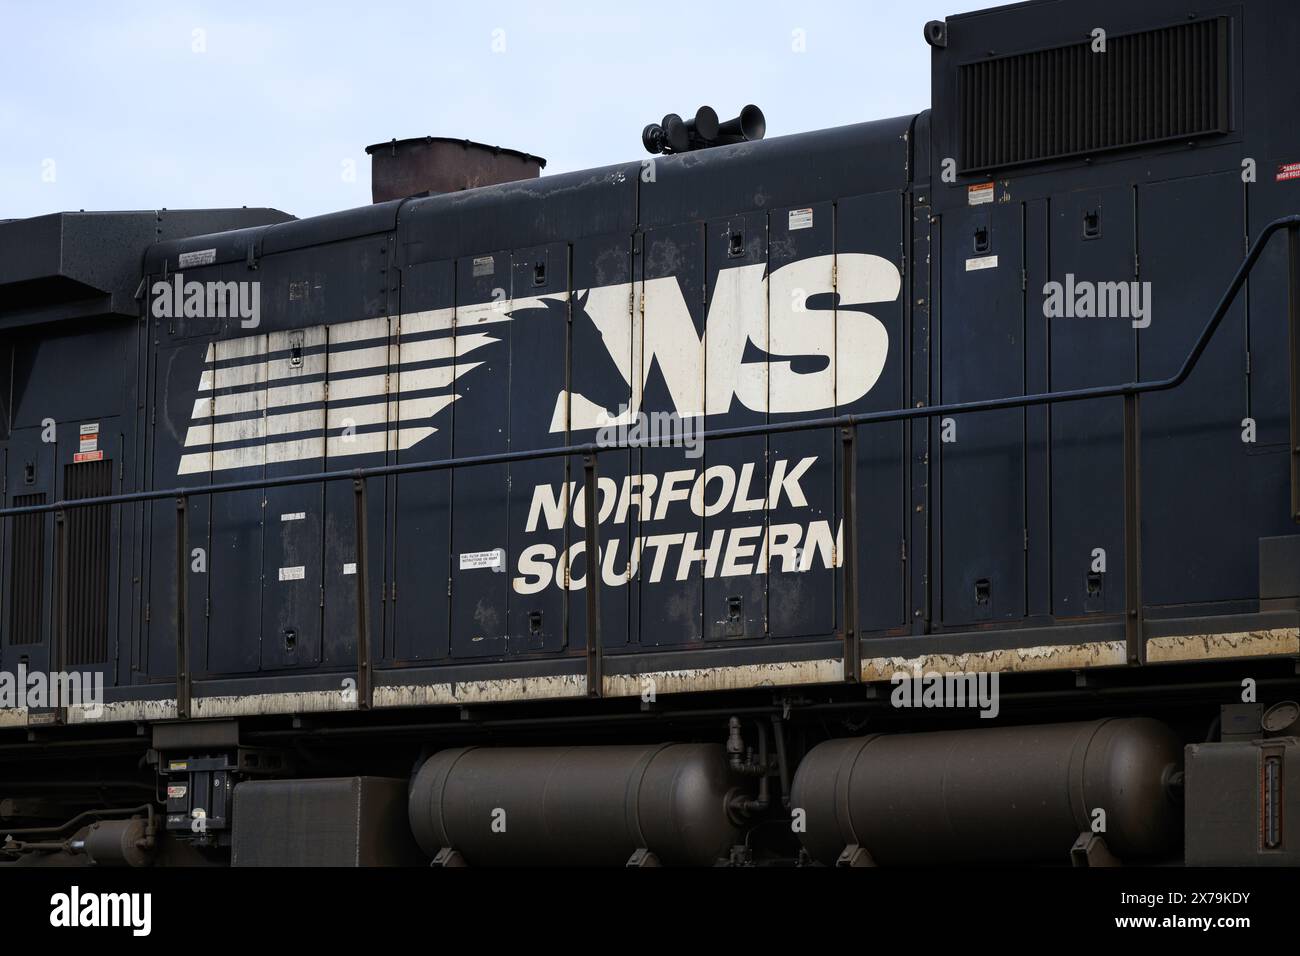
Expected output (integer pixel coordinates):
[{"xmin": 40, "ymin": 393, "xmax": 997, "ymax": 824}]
[
  {"xmin": 73, "ymin": 451, "xmax": 104, "ymax": 463},
  {"xmin": 1277, "ymin": 162, "xmax": 1300, "ymax": 182}
]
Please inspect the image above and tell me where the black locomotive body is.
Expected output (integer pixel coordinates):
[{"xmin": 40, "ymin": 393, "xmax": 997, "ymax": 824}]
[{"xmin": 4, "ymin": 0, "xmax": 1300, "ymax": 866}]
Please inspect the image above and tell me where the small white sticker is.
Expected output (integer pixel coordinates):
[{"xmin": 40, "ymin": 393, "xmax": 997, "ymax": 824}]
[
  {"xmin": 281, "ymin": 512, "xmax": 306, "ymax": 522},
  {"xmin": 342, "ymin": 563, "xmax": 357, "ymax": 575},
  {"xmin": 472, "ymin": 255, "xmax": 494, "ymax": 277},
  {"xmin": 278, "ymin": 566, "xmax": 306, "ymax": 581},
  {"xmin": 968, "ymin": 182, "xmax": 995, "ymax": 206},
  {"xmin": 788, "ymin": 208, "xmax": 814, "ymax": 231},
  {"xmin": 460, "ymin": 549, "xmax": 505, "ymax": 571},
  {"xmin": 78, "ymin": 423, "xmax": 99, "ymax": 454},
  {"xmin": 966, "ymin": 255, "xmax": 999, "ymax": 272},
  {"xmin": 178, "ymin": 248, "xmax": 217, "ymax": 268}
]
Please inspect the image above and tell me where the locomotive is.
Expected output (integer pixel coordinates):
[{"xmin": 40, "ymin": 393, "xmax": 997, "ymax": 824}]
[{"xmin": 3, "ymin": 0, "xmax": 1300, "ymax": 867}]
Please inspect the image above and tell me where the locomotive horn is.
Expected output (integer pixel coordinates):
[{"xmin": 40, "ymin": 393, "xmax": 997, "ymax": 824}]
[
  {"xmin": 683, "ymin": 106, "xmax": 720, "ymax": 148},
  {"xmin": 715, "ymin": 104, "xmax": 766, "ymax": 145},
  {"xmin": 642, "ymin": 112, "xmax": 690, "ymax": 154}
]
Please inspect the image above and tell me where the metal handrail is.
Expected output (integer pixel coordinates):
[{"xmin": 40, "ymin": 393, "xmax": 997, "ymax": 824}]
[{"xmin": 6, "ymin": 213, "xmax": 1298, "ymax": 718}]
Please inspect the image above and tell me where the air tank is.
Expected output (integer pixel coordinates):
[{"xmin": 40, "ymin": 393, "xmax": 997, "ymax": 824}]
[
  {"xmin": 791, "ymin": 718, "xmax": 1183, "ymax": 865},
  {"xmin": 408, "ymin": 743, "xmax": 744, "ymax": 866}
]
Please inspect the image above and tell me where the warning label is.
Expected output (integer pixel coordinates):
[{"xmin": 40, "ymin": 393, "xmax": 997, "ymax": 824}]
[
  {"xmin": 968, "ymin": 182, "xmax": 995, "ymax": 206},
  {"xmin": 79, "ymin": 423, "xmax": 98, "ymax": 454},
  {"xmin": 278, "ymin": 566, "xmax": 306, "ymax": 582},
  {"xmin": 1278, "ymin": 162, "xmax": 1300, "ymax": 183},
  {"xmin": 966, "ymin": 255, "xmax": 999, "ymax": 272},
  {"xmin": 73, "ymin": 451, "xmax": 104, "ymax": 463},
  {"xmin": 460, "ymin": 549, "xmax": 505, "ymax": 571},
  {"xmin": 788, "ymin": 208, "xmax": 814, "ymax": 231},
  {"xmin": 177, "ymin": 248, "xmax": 217, "ymax": 268}
]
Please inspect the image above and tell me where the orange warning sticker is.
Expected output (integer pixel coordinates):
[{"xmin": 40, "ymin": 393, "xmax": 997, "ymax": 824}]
[
  {"xmin": 968, "ymin": 182, "xmax": 995, "ymax": 205},
  {"xmin": 1278, "ymin": 163, "xmax": 1300, "ymax": 183},
  {"xmin": 73, "ymin": 451, "xmax": 104, "ymax": 463}
]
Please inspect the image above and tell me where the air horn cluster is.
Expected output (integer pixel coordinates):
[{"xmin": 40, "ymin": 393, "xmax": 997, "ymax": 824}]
[{"xmin": 642, "ymin": 105, "xmax": 766, "ymax": 155}]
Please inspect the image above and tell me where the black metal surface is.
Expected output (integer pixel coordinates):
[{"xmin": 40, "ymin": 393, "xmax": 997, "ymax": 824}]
[
  {"xmin": 8, "ymin": 493, "xmax": 45, "ymax": 645},
  {"xmin": 60, "ymin": 459, "xmax": 111, "ymax": 665},
  {"xmin": 959, "ymin": 18, "xmax": 1230, "ymax": 173},
  {"xmin": 232, "ymin": 777, "xmax": 421, "ymax": 866}
]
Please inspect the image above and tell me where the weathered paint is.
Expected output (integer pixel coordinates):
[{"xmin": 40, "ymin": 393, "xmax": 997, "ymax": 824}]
[
  {"xmin": 603, "ymin": 658, "xmax": 843, "ymax": 698},
  {"xmin": 373, "ymin": 673, "xmax": 588, "ymax": 708},
  {"xmin": 860, "ymin": 640, "xmax": 1128, "ymax": 681},
  {"xmin": 192, "ymin": 689, "xmax": 354, "ymax": 719},
  {"xmin": 1146, "ymin": 627, "xmax": 1300, "ymax": 664},
  {"xmin": 66, "ymin": 699, "xmax": 180, "ymax": 724}
]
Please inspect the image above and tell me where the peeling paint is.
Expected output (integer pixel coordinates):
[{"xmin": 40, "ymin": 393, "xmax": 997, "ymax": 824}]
[
  {"xmin": 66, "ymin": 699, "xmax": 178, "ymax": 724},
  {"xmin": 1147, "ymin": 628, "xmax": 1300, "ymax": 664},
  {"xmin": 603, "ymin": 658, "xmax": 843, "ymax": 698},
  {"xmin": 193, "ymin": 690, "xmax": 353, "ymax": 719},
  {"xmin": 7, "ymin": 627, "xmax": 1297, "ymax": 728},
  {"xmin": 374, "ymin": 674, "xmax": 587, "ymax": 708},
  {"xmin": 860, "ymin": 641, "xmax": 1127, "ymax": 681}
]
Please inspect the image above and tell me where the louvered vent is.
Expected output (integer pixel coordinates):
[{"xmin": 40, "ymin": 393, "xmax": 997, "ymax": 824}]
[
  {"xmin": 9, "ymin": 493, "xmax": 46, "ymax": 645},
  {"xmin": 959, "ymin": 17, "xmax": 1231, "ymax": 173},
  {"xmin": 59, "ymin": 460, "xmax": 112, "ymax": 665}
]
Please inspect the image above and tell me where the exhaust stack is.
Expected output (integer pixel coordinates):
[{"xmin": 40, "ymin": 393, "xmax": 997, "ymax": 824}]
[{"xmin": 364, "ymin": 137, "xmax": 546, "ymax": 203}]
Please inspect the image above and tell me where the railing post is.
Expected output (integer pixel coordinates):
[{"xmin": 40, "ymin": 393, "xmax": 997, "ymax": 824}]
[
  {"xmin": 1289, "ymin": 225, "xmax": 1300, "ymax": 522},
  {"xmin": 841, "ymin": 427, "xmax": 860, "ymax": 683},
  {"xmin": 1122, "ymin": 394, "xmax": 1145, "ymax": 665},
  {"xmin": 353, "ymin": 478, "xmax": 372, "ymax": 710},
  {"xmin": 53, "ymin": 509, "xmax": 68, "ymax": 725},
  {"xmin": 583, "ymin": 454, "xmax": 602, "ymax": 698},
  {"xmin": 175, "ymin": 496, "xmax": 191, "ymax": 718}
]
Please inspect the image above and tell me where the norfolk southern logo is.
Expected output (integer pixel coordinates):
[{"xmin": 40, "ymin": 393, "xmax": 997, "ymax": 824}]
[{"xmin": 178, "ymin": 253, "xmax": 900, "ymax": 476}]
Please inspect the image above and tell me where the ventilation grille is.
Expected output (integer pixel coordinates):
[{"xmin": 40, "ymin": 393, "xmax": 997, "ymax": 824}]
[
  {"xmin": 9, "ymin": 493, "xmax": 46, "ymax": 645},
  {"xmin": 959, "ymin": 17, "xmax": 1231, "ymax": 173},
  {"xmin": 59, "ymin": 460, "xmax": 112, "ymax": 665}
]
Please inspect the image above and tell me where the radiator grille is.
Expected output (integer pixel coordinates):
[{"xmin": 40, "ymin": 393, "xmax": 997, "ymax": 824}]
[
  {"xmin": 9, "ymin": 493, "xmax": 46, "ymax": 645},
  {"xmin": 959, "ymin": 17, "xmax": 1230, "ymax": 172},
  {"xmin": 59, "ymin": 460, "xmax": 113, "ymax": 665}
]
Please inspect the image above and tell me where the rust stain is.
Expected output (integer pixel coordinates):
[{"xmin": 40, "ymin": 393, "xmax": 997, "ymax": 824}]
[{"xmin": 1146, "ymin": 628, "xmax": 1300, "ymax": 664}]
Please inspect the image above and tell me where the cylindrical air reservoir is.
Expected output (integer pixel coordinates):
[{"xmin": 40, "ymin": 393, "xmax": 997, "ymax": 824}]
[
  {"xmin": 791, "ymin": 718, "xmax": 1183, "ymax": 865},
  {"xmin": 409, "ymin": 743, "xmax": 742, "ymax": 866}
]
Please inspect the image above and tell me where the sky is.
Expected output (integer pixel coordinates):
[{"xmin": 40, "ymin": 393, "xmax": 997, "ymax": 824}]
[{"xmin": 0, "ymin": 0, "xmax": 995, "ymax": 221}]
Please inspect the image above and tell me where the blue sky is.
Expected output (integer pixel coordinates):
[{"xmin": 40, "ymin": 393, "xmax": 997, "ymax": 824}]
[{"xmin": 0, "ymin": 0, "xmax": 993, "ymax": 221}]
